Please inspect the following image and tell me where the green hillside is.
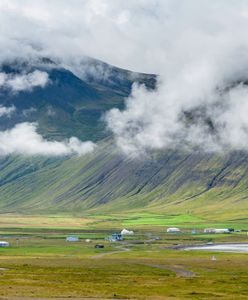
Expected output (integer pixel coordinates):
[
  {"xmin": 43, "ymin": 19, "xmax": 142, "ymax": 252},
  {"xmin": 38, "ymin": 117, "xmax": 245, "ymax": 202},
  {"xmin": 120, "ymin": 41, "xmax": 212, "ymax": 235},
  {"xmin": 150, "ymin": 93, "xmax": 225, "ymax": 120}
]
[
  {"xmin": 0, "ymin": 140, "xmax": 247, "ymax": 221},
  {"xmin": 0, "ymin": 58, "xmax": 247, "ymax": 221}
]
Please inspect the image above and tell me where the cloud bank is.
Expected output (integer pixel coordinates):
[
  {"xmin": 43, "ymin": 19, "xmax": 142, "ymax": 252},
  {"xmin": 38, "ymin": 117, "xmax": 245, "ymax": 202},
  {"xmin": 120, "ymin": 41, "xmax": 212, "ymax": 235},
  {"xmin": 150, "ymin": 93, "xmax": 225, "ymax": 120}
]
[
  {"xmin": 0, "ymin": 123, "xmax": 96, "ymax": 156},
  {"xmin": 0, "ymin": 70, "xmax": 49, "ymax": 92},
  {"xmin": 2, "ymin": 1, "xmax": 248, "ymax": 156},
  {"xmin": 102, "ymin": 1, "xmax": 248, "ymax": 156}
]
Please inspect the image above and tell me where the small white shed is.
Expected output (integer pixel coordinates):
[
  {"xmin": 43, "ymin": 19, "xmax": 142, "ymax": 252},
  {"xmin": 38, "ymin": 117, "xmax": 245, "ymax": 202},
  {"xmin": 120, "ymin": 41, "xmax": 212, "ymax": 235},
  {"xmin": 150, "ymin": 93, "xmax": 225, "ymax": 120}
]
[
  {"xmin": 66, "ymin": 236, "xmax": 79, "ymax": 242},
  {"xmin": 121, "ymin": 229, "xmax": 134, "ymax": 235},
  {"xmin": 166, "ymin": 227, "xmax": 181, "ymax": 233}
]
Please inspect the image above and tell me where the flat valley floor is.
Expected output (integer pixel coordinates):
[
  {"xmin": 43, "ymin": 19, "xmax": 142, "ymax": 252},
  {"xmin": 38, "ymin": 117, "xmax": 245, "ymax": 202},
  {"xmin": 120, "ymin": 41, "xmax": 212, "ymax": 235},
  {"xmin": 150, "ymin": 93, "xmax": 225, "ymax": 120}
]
[{"xmin": 0, "ymin": 213, "xmax": 247, "ymax": 300}]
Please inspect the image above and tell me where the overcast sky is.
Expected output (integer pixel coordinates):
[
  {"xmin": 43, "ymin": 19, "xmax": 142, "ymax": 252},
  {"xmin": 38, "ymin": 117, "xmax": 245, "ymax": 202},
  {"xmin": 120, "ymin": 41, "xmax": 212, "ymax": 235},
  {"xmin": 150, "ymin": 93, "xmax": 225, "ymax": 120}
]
[
  {"xmin": 0, "ymin": 0, "xmax": 240, "ymax": 72},
  {"xmin": 2, "ymin": 0, "xmax": 248, "ymax": 156},
  {"xmin": 1, "ymin": 0, "xmax": 248, "ymax": 73}
]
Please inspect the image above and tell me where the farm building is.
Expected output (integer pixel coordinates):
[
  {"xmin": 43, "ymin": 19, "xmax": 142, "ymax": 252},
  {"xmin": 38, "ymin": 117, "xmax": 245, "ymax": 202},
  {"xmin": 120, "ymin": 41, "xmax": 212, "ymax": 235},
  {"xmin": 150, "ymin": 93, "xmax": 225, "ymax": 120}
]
[
  {"xmin": 66, "ymin": 236, "xmax": 79, "ymax": 242},
  {"xmin": 0, "ymin": 241, "xmax": 9, "ymax": 247},
  {"xmin": 106, "ymin": 233, "xmax": 123, "ymax": 242},
  {"xmin": 215, "ymin": 228, "xmax": 230, "ymax": 234},
  {"xmin": 204, "ymin": 228, "xmax": 230, "ymax": 234},
  {"xmin": 204, "ymin": 228, "xmax": 216, "ymax": 234},
  {"xmin": 121, "ymin": 229, "xmax": 134, "ymax": 235},
  {"xmin": 167, "ymin": 227, "xmax": 181, "ymax": 233}
]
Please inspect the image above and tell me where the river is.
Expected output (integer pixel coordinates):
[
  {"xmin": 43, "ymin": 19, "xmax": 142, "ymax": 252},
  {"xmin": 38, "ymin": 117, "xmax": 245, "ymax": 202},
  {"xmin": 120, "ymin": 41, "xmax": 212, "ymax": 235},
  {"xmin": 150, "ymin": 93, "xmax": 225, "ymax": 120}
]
[{"xmin": 183, "ymin": 243, "xmax": 248, "ymax": 253}]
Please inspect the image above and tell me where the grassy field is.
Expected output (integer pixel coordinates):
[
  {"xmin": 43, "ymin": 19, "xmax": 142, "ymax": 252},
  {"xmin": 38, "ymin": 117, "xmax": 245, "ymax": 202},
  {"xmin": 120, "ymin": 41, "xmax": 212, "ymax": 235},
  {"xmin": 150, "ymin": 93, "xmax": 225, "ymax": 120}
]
[{"xmin": 0, "ymin": 213, "xmax": 247, "ymax": 299}]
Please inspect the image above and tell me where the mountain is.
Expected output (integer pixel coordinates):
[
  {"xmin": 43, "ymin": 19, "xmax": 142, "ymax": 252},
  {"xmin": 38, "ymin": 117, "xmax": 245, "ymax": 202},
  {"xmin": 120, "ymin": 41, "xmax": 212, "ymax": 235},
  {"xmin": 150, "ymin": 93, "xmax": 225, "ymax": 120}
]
[
  {"xmin": 0, "ymin": 57, "xmax": 247, "ymax": 221},
  {"xmin": 0, "ymin": 57, "xmax": 156, "ymax": 141},
  {"xmin": 0, "ymin": 140, "xmax": 247, "ymax": 220}
]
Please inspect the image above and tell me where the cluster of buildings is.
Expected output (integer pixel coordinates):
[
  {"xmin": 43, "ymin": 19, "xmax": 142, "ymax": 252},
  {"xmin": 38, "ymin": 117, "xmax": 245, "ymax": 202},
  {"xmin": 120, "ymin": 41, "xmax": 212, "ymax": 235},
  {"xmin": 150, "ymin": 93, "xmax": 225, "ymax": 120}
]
[
  {"xmin": 65, "ymin": 228, "xmax": 134, "ymax": 246},
  {"xmin": 63, "ymin": 226, "xmax": 237, "ymax": 250}
]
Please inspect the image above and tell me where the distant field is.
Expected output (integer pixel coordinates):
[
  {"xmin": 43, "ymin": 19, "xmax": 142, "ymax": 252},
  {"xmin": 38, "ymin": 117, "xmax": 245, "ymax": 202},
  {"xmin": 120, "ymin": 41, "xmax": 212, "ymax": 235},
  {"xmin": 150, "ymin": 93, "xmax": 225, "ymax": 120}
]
[
  {"xmin": 0, "ymin": 213, "xmax": 247, "ymax": 299},
  {"xmin": 0, "ymin": 212, "xmax": 246, "ymax": 230}
]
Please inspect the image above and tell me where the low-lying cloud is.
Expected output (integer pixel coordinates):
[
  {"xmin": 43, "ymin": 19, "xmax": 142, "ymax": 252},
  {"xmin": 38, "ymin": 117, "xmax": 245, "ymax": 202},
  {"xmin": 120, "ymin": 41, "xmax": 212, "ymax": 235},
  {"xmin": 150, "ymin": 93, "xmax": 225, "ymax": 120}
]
[
  {"xmin": 0, "ymin": 105, "xmax": 15, "ymax": 117},
  {"xmin": 106, "ymin": 77, "xmax": 248, "ymax": 157},
  {"xmin": 103, "ymin": 1, "xmax": 248, "ymax": 156},
  {"xmin": 0, "ymin": 70, "xmax": 49, "ymax": 92},
  {"xmin": 0, "ymin": 122, "xmax": 96, "ymax": 156},
  {"xmin": 2, "ymin": 1, "xmax": 248, "ymax": 156}
]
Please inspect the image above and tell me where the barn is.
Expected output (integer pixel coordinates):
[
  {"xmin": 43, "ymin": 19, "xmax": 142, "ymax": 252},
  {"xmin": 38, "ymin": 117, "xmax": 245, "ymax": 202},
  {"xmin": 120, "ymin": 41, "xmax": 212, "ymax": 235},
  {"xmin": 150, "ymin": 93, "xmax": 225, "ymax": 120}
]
[
  {"xmin": 0, "ymin": 241, "xmax": 9, "ymax": 247},
  {"xmin": 204, "ymin": 228, "xmax": 230, "ymax": 234}
]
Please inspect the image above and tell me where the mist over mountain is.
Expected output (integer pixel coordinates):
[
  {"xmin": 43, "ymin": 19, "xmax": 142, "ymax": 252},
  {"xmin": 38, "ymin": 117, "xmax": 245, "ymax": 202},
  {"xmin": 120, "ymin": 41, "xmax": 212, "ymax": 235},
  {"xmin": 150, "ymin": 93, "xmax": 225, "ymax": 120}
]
[
  {"xmin": 0, "ymin": 1, "xmax": 248, "ymax": 217},
  {"xmin": 0, "ymin": 57, "xmax": 156, "ymax": 144},
  {"xmin": 0, "ymin": 55, "xmax": 246, "ymax": 219},
  {"xmin": 2, "ymin": 1, "xmax": 248, "ymax": 157}
]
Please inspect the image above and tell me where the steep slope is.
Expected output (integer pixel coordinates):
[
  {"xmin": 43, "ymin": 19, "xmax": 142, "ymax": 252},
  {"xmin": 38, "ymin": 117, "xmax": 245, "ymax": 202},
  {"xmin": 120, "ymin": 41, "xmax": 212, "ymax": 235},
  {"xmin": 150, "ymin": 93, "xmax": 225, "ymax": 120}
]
[
  {"xmin": 0, "ymin": 57, "xmax": 247, "ymax": 221},
  {"xmin": 0, "ymin": 140, "xmax": 247, "ymax": 221},
  {"xmin": 65, "ymin": 56, "xmax": 156, "ymax": 96}
]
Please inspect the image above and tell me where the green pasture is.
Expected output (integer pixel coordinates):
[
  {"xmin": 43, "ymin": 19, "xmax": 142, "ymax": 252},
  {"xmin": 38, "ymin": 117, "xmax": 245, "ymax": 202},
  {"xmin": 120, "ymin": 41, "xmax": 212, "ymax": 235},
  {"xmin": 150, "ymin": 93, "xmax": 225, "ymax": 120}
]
[{"xmin": 0, "ymin": 213, "xmax": 246, "ymax": 299}]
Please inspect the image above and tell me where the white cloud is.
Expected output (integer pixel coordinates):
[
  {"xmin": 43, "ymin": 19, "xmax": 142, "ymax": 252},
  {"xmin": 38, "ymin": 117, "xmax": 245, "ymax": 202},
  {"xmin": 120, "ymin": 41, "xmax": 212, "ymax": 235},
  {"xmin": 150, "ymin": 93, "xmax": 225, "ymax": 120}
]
[
  {"xmin": 0, "ymin": 122, "xmax": 96, "ymax": 156},
  {"xmin": 22, "ymin": 107, "xmax": 37, "ymax": 117},
  {"xmin": 0, "ymin": 70, "xmax": 49, "ymax": 92},
  {"xmin": 100, "ymin": 1, "xmax": 248, "ymax": 156},
  {"xmin": 0, "ymin": 105, "xmax": 15, "ymax": 117},
  {"xmin": 0, "ymin": 0, "xmax": 247, "ymax": 73},
  {"xmin": 2, "ymin": 1, "xmax": 248, "ymax": 155},
  {"xmin": 106, "ymin": 77, "xmax": 248, "ymax": 156}
]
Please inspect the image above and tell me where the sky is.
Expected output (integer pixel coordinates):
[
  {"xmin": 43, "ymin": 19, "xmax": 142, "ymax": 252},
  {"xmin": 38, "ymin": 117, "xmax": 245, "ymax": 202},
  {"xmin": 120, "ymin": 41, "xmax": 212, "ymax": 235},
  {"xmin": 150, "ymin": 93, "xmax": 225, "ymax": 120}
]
[
  {"xmin": 1, "ymin": 0, "xmax": 248, "ymax": 156},
  {"xmin": 0, "ymin": 0, "xmax": 169, "ymax": 72},
  {"xmin": 4, "ymin": 0, "xmax": 243, "ymax": 73}
]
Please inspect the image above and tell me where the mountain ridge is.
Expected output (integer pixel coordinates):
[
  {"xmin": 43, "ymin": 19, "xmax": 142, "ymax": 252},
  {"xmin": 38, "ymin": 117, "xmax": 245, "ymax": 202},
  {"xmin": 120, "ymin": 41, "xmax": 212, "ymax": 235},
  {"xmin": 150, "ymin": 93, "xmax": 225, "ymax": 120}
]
[
  {"xmin": 0, "ymin": 57, "xmax": 156, "ymax": 141},
  {"xmin": 0, "ymin": 57, "xmax": 246, "ymax": 221}
]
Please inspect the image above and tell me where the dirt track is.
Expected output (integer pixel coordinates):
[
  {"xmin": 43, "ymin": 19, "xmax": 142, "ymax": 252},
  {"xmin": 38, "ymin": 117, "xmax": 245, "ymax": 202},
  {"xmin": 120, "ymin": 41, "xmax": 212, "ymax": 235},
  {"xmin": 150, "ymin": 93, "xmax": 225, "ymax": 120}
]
[
  {"xmin": 138, "ymin": 262, "xmax": 196, "ymax": 277},
  {"xmin": 90, "ymin": 246, "xmax": 130, "ymax": 259},
  {"xmin": 90, "ymin": 245, "xmax": 196, "ymax": 278}
]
